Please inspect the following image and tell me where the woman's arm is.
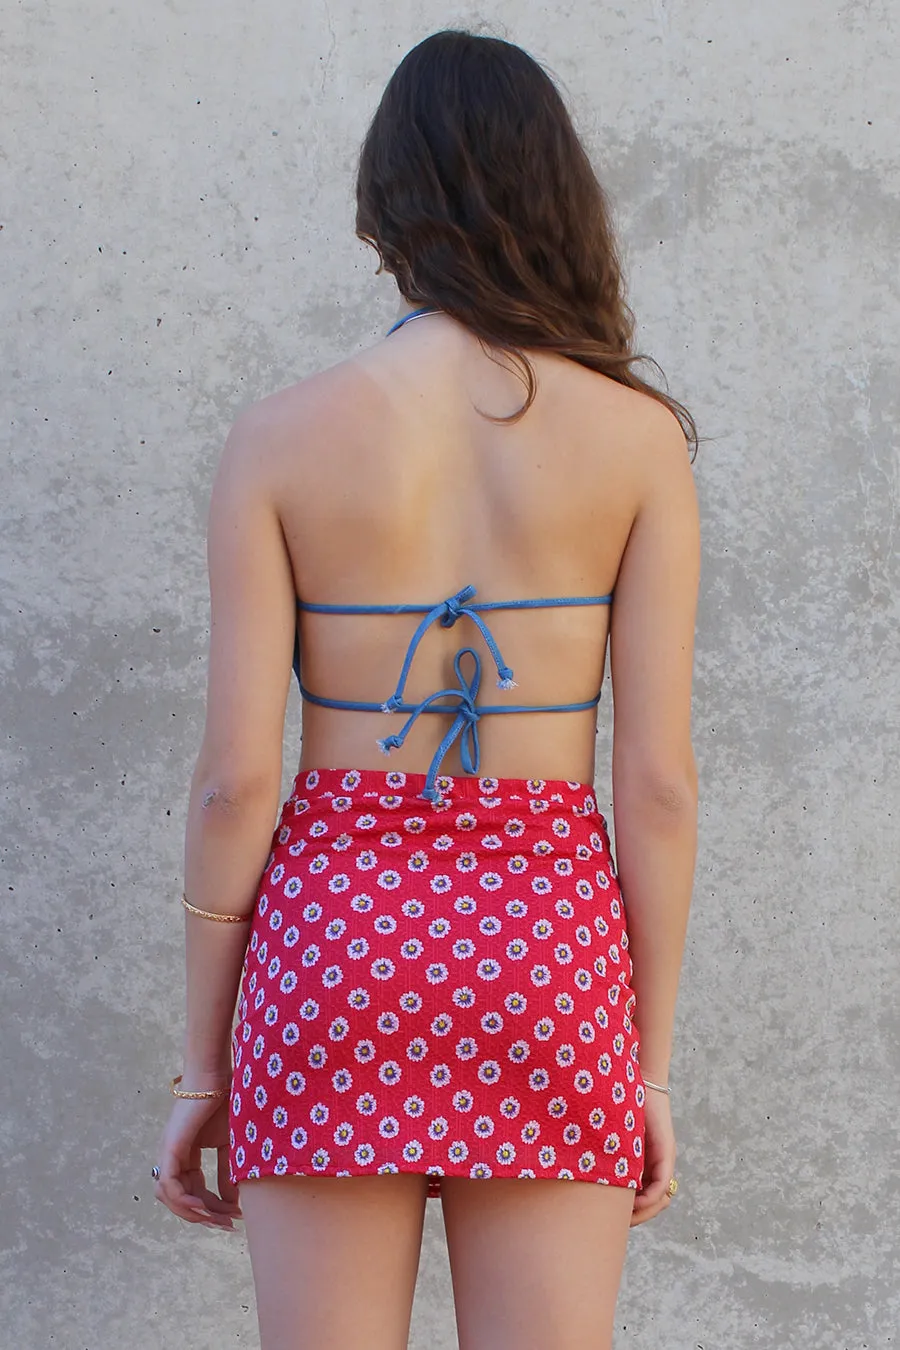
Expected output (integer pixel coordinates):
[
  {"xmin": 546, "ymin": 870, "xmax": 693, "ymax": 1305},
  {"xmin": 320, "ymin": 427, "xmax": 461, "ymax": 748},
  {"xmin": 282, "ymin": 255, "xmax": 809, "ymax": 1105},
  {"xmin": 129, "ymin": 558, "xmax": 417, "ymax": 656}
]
[
  {"xmin": 608, "ymin": 405, "xmax": 700, "ymax": 1086},
  {"xmin": 179, "ymin": 407, "xmax": 297, "ymax": 1084}
]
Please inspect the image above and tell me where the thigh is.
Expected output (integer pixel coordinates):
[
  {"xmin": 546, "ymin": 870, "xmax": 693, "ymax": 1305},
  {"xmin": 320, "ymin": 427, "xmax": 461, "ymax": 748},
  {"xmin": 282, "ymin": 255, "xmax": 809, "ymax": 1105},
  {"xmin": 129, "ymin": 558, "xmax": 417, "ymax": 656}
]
[
  {"xmin": 440, "ymin": 1177, "xmax": 634, "ymax": 1350},
  {"xmin": 240, "ymin": 1173, "xmax": 429, "ymax": 1350}
]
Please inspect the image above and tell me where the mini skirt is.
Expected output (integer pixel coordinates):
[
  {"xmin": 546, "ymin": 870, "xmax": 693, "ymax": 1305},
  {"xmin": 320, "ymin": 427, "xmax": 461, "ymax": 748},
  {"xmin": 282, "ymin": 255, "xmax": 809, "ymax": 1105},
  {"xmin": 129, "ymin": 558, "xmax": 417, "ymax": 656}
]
[{"xmin": 228, "ymin": 768, "xmax": 646, "ymax": 1196}]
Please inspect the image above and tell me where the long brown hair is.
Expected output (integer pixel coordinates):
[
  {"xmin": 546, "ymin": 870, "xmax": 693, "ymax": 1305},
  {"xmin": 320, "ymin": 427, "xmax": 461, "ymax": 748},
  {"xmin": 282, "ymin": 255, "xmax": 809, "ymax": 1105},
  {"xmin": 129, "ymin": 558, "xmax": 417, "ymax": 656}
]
[{"xmin": 356, "ymin": 29, "xmax": 698, "ymax": 458}]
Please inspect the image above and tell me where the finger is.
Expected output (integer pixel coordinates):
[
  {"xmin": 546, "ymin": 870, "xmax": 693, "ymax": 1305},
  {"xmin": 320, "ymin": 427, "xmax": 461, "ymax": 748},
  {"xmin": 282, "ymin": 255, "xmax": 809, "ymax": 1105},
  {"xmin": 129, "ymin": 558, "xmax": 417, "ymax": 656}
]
[
  {"xmin": 155, "ymin": 1152, "xmax": 225, "ymax": 1227},
  {"xmin": 153, "ymin": 1177, "xmax": 215, "ymax": 1224},
  {"xmin": 183, "ymin": 1171, "xmax": 237, "ymax": 1228},
  {"xmin": 630, "ymin": 1194, "xmax": 671, "ymax": 1227}
]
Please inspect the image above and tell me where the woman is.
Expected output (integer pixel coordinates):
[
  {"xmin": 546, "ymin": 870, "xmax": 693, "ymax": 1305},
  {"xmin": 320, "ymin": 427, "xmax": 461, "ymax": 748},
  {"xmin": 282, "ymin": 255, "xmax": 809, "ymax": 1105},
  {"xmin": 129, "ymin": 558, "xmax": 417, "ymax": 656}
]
[{"xmin": 153, "ymin": 29, "xmax": 700, "ymax": 1350}]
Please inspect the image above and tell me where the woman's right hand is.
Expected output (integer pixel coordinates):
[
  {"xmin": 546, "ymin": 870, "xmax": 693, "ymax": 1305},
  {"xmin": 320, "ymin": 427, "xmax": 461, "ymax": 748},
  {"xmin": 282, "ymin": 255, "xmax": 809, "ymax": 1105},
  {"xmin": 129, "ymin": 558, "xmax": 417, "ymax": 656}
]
[{"xmin": 630, "ymin": 1089, "xmax": 677, "ymax": 1226}]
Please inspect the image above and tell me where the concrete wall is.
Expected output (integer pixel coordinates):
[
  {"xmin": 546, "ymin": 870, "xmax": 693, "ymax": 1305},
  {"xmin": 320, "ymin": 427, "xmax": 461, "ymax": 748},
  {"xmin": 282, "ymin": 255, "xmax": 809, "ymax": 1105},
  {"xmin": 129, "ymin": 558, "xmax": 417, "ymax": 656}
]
[{"xmin": 2, "ymin": 2, "xmax": 897, "ymax": 1346}]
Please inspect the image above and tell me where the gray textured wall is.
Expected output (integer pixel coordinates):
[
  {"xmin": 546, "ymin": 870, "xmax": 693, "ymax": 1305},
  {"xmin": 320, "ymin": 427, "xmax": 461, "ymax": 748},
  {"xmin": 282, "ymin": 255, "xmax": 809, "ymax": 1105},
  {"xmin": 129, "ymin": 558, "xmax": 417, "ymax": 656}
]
[{"xmin": 2, "ymin": 2, "xmax": 898, "ymax": 1347}]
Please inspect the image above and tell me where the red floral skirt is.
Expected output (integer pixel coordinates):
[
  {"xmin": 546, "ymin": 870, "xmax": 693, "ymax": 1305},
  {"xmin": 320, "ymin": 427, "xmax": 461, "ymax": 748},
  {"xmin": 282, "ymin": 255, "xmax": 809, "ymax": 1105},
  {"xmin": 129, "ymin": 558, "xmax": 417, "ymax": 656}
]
[{"xmin": 229, "ymin": 769, "xmax": 646, "ymax": 1196}]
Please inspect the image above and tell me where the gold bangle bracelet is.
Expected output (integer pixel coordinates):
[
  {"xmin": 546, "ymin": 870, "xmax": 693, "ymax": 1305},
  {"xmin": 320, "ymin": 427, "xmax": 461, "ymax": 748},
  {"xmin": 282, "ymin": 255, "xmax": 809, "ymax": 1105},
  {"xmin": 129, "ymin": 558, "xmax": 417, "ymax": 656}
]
[
  {"xmin": 170, "ymin": 1074, "xmax": 229, "ymax": 1101},
  {"xmin": 181, "ymin": 892, "xmax": 253, "ymax": 924}
]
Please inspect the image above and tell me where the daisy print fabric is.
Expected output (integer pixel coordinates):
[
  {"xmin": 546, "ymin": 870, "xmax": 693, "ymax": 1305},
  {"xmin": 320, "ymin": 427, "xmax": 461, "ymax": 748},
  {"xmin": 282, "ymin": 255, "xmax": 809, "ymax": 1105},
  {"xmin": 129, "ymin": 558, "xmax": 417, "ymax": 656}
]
[{"xmin": 229, "ymin": 769, "xmax": 645, "ymax": 1196}]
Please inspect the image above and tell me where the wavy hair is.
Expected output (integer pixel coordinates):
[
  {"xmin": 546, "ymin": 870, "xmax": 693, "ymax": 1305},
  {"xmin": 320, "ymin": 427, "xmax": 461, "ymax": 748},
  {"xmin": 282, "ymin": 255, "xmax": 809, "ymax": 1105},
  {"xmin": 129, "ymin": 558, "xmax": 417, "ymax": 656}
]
[{"xmin": 355, "ymin": 29, "xmax": 697, "ymax": 457}]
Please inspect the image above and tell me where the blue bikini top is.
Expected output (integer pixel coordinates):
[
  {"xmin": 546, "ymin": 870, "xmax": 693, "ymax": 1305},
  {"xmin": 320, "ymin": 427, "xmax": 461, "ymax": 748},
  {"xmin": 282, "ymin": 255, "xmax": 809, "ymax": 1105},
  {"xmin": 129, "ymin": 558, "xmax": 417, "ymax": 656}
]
[{"xmin": 291, "ymin": 306, "xmax": 614, "ymax": 802}]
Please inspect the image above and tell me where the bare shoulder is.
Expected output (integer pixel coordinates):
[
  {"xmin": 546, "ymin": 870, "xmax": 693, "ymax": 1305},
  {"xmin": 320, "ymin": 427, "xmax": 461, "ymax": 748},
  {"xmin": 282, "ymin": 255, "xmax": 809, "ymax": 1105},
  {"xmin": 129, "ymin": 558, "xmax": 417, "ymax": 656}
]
[{"xmin": 222, "ymin": 348, "xmax": 385, "ymax": 472}]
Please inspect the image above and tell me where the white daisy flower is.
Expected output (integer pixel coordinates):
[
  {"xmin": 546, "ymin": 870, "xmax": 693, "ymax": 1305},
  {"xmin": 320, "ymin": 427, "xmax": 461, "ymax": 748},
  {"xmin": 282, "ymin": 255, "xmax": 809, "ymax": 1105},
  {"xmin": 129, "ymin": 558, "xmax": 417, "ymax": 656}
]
[
  {"xmin": 451, "ymin": 986, "xmax": 475, "ymax": 1009},
  {"xmin": 355, "ymin": 1093, "xmax": 377, "ymax": 1116},
  {"xmin": 403, "ymin": 1095, "xmax": 425, "ymax": 1117},
  {"xmin": 429, "ymin": 1063, "xmax": 451, "ymax": 1087},
  {"xmin": 378, "ymin": 1060, "xmax": 401, "ymax": 1085},
  {"xmin": 504, "ymin": 991, "xmax": 527, "ymax": 1014},
  {"xmin": 452, "ymin": 1090, "xmax": 474, "ymax": 1112},
  {"xmin": 476, "ymin": 958, "xmax": 501, "ymax": 981},
  {"xmin": 399, "ymin": 991, "xmax": 423, "ymax": 1013},
  {"xmin": 290, "ymin": 1126, "xmax": 308, "ymax": 1150},
  {"xmin": 508, "ymin": 1040, "xmax": 530, "ymax": 1064}
]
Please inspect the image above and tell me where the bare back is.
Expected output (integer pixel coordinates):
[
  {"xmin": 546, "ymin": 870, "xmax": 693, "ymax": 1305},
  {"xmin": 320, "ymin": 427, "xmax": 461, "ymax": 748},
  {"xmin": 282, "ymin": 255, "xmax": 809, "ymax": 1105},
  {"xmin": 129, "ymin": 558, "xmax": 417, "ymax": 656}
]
[{"xmin": 212, "ymin": 308, "xmax": 697, "ymax": 791}]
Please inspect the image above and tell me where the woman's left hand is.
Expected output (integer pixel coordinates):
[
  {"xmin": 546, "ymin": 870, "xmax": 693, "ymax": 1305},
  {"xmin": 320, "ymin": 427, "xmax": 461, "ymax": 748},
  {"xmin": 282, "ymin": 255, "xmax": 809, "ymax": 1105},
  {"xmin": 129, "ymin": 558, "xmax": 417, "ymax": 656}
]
[{"xmin": 152, "ymin": 1093, "xmax": 242, "ymax": 1229}]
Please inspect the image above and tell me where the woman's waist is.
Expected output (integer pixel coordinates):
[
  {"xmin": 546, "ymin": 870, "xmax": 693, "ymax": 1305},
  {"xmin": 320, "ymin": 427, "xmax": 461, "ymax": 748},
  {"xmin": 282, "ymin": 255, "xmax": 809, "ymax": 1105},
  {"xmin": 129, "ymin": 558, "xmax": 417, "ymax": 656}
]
[{"xmin": 297, "ymin": 704, "xmax": 600, "ymax": 791}]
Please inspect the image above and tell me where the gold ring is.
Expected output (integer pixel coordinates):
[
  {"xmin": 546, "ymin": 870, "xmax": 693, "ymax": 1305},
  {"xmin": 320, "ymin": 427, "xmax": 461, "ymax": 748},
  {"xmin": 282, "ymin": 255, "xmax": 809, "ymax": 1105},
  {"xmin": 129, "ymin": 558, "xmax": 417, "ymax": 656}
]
[{"xmin": 666, "ymin": 1176, "xmax": 678, "ymax": 1197}]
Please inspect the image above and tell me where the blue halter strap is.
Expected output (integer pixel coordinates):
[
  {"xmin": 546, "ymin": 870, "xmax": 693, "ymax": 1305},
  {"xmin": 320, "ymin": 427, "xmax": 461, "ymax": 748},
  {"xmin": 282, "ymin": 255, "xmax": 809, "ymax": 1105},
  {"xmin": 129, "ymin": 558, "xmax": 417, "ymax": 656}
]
[{"xmin": 294, "ymin": 584, "xmax": 613, "ymax": 802}]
